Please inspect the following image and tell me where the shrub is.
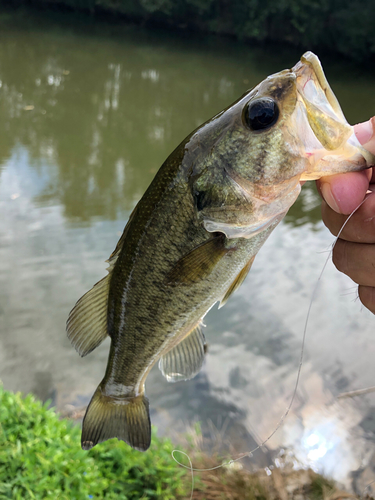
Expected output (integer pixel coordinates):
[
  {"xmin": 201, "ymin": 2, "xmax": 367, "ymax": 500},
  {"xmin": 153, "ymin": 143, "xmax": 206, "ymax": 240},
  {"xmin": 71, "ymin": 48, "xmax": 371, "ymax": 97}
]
[
  {"xmin": 0, "ymin": 385, "xmax": 188, "ymax": 500},
  {"xmin": 2, "ymin": 0, "xmax": 375, "ymax": 60}
]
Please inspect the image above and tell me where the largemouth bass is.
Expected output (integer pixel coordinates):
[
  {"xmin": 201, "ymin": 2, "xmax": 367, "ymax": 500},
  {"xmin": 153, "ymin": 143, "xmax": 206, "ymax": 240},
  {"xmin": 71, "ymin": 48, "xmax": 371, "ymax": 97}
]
[{"xmin": 67, "ymin": 52, "xmax": 374, "ymax": 452}]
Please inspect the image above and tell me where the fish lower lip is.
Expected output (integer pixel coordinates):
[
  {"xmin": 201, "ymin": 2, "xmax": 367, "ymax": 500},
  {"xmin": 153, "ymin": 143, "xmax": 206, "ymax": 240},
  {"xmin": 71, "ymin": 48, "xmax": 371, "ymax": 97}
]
[
  {"xmin": 292, "ymin": 55, "xmax": 353, "ymax": 152},
  {"xmin": 295, "ymin": 52, "xmax": 346, "ymax": 122}
]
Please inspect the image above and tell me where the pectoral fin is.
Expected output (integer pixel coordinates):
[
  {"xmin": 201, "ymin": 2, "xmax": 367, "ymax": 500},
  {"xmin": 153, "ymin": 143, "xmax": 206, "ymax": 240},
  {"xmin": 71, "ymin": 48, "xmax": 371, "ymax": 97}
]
[
  {"xmin": 219, "ymin": 256, "xmax": 255, "ymax": 308},
  {"xmin": 165, "ymin": 234, "xmax": 230, "ymax": 285},
  {"xmin": 158, "ymin": 326, "xmax": 206, "ymax": 383}
]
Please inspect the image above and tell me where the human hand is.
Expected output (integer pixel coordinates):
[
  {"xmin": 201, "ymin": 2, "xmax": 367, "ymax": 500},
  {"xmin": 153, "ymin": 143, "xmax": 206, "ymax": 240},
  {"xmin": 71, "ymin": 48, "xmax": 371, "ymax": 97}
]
[{"xmin": 316, "ymin": 118, "xmax": 375, "ymax": 314}]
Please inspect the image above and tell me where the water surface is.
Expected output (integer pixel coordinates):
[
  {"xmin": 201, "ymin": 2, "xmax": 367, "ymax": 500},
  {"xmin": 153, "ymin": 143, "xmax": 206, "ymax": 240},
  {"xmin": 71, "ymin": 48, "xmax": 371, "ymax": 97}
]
[{"xmin": 1, "ymin": 9, "xmax": 375, "ymax": 492}]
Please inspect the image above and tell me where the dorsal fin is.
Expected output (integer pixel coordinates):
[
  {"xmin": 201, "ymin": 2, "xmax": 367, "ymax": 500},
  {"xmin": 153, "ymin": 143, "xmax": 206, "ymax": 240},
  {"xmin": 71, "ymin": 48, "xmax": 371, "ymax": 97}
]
[
  {"xmin": 158, "ymin": 326, "xmax": 206, "ymax": 383},
  {"xmin": 106, "ymin": 206, "xmax": 138, "ymax": 270},
  {"xmin": 67, "ymin": 274, "xmax": 111, "ymax": 357},
  {"xmin": 219, "ymin": 256, "xmax": 255, "ymax": 308},
  {"xmin": 67, "ymin": 208, "xmax": 138, "ymax": 357}
]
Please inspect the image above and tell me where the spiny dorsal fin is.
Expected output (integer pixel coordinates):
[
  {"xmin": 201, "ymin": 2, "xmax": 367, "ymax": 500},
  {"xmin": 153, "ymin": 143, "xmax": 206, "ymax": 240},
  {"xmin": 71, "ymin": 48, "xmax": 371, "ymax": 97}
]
[
  {"xmin": 66, "ymin": 274, "xmax": 110, "ymax": 357},
  {"xmin": 165, "ymin": 234, "xmax": 231, "ymax": 286},
  {"xmin": 106, "ymin": 206, "xmax": 138, "ymax": 270},
  {"xmin": 158, "ymin": 326, "xmax": 206, "ymax": 383},
  {"xmin": 219, "ymin": 256, "xmax": 255, "ymax": 308}
]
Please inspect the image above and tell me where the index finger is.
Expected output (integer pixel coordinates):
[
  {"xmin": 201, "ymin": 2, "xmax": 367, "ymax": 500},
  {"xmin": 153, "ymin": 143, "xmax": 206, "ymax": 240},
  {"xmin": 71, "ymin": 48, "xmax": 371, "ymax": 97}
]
[{"xmin": 321, "ymin": 189, "xmax": 375, "ymax": 243}]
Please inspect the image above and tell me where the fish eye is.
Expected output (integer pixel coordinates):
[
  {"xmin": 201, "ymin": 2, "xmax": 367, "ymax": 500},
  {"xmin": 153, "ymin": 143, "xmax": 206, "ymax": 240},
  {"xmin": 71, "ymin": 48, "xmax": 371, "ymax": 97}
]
[{"xmin": 244, "ymin": 97, "xmax": 279, "ymax": 131}]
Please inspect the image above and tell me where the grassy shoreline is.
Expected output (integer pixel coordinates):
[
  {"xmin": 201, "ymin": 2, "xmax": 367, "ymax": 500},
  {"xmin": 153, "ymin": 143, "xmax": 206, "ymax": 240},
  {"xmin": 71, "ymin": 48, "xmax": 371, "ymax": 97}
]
[{"xmin": 1, "ymin": 385, "xmax": 372, "ymax": 499}]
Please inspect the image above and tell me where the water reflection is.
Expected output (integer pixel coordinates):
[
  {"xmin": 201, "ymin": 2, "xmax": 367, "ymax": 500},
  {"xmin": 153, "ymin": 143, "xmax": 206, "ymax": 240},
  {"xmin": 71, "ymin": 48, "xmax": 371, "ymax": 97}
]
[
  {"xmin": 1, "ymin": 8, "xmax": 375, "ymax": 492},
  {"xmin": 2, "ymin": 10, "xmax": 374, "ymax": 223},
  {"xmin": 0, "ymin": 12, "xmax": 274, "ymax": 221}
]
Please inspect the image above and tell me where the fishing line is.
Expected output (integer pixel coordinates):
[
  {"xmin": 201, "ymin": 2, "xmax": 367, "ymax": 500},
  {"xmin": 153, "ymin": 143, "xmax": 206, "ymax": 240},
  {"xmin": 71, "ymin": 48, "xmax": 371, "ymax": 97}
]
[
  {"xmin": 172, "ymin": 194, "xmax": 372, "ymax": 499},
  {"xmin": 362, "ymin": 479, "xmax": 375, "ymax": 498}
]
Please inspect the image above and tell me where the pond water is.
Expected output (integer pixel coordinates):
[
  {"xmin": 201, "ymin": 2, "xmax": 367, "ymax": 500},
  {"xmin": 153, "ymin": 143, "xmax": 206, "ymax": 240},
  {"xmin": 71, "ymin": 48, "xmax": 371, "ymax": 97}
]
[{"xmin": 1, "ymin": 8, "xmax": 375, "ymax": 492}]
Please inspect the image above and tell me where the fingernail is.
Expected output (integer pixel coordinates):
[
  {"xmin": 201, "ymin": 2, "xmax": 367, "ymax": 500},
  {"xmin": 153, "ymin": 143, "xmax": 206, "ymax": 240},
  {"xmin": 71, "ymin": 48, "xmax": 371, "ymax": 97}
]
[
  {"xmin": 354, "ymin": 119, "xmax": 374, "ymax": 145},
  {"xmin": 320, "ymin": 182, "xmax": 341, "ymax": 213}
]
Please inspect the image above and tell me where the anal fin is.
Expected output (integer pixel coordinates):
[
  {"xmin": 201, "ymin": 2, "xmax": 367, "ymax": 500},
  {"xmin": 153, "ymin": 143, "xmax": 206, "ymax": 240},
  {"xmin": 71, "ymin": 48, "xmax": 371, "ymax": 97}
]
[
  {"xmin": 219, "ymin": 256, "xmax": 255, "ymax": 308},
  {"xmin": 159, "ymin": 326, "xmax": 206, "ymax": 383}
]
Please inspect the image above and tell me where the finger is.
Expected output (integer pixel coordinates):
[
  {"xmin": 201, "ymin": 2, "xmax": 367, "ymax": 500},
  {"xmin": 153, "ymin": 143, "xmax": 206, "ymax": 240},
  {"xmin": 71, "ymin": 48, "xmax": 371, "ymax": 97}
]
[
  {"xmin": 333, "ymin": 239, "xmax": 375, "ymax": 286},
  {"xmin": 321, "ymin": 190, "xmax": 375, "ymax": 243},
  {"xmin": 354, "ymin": 117, "xmax": 375, "ymax": 156},
  {"xmin": 358, "ymin": 285, "xmax": 375, "ymax": 314},
  {"xmin": 354, "ymin": 118, "xmax": 375, "ymax": 183},
  {"xmin": 315, "ymin": 118, "xmax": 375, "ymax": 214},
  {"xmin": 316, "ymin": 170, "xmax": 370, "ymax": 215}
]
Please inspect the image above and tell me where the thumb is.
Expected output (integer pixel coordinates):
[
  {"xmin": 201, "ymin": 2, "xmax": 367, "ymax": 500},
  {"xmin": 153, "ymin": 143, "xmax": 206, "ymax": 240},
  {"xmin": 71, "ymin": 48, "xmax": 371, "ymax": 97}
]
[
  {"xmin": 316, "ymin": 119, "xmax": 374, "ymax": 215},
  {"xmin": 354, "ymin": 117, "xmax": 375, "ymax": 154}
]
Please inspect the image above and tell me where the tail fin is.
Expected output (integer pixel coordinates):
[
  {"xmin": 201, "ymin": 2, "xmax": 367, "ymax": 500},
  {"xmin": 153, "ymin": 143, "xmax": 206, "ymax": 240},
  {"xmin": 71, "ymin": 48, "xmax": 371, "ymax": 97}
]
[{"xmin": 81, "ymin": 385, "xmax": 151, "ymax": 452}]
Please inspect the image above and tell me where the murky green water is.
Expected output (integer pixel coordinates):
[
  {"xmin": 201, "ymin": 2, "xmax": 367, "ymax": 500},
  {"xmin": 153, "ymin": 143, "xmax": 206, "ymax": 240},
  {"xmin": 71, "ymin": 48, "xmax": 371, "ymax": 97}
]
[{"xmin": 1, "ymin": 8, "xmax": 375, "ymax": 491}]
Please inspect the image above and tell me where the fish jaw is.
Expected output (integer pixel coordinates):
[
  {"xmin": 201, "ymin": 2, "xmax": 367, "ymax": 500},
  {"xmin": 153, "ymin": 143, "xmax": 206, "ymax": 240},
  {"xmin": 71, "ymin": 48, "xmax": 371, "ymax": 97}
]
[{"xmin": 291, "ymin": 51, "xmax": 375, "ymax": 180}]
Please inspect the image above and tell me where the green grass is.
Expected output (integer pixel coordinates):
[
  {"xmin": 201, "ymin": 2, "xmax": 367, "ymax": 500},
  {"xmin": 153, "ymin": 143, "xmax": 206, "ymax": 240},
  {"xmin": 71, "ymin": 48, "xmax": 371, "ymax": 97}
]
[
  {"xmin": 0, "ymin": 384, "xmax": 352, "ymax": 500},
  {"xmin": 0, "ymin": 385, "xmax": 188, "ymax": 500},
  {"xmin": 307, "ymin": 472, "xmax": 336, "ymax": 499}
]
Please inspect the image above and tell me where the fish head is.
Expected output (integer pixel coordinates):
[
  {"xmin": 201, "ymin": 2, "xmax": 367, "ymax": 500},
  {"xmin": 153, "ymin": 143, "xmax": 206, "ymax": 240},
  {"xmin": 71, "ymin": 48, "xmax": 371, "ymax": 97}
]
[
  {"xmin": 233, "ymin": 51, "xmax": 375, "ymax": 185},
  {"xmin": 193, "ymin": 52, "xmax": 374, "ymax": 238}
]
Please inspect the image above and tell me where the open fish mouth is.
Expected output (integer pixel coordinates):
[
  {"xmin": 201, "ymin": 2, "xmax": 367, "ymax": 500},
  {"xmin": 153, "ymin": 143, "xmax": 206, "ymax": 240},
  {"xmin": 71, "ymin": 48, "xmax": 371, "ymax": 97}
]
[
  {"xmin": 294, "ymin": 52, "xmax": 351, "ymax": 151},
  {"xmin": 293, "ymin": 52, "xmax": 375, "ymax": 180}
]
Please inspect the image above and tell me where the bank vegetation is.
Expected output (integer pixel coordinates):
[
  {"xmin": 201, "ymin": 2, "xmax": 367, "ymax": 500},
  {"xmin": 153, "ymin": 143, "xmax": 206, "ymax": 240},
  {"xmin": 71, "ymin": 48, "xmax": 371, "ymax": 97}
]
[
  {"xmin": 2, "ymin": 0, "xmax": 375, "ymax": 61},
  {"xmin": 1, "ymin": 385, "xmax": 372, "ymax": 499}
]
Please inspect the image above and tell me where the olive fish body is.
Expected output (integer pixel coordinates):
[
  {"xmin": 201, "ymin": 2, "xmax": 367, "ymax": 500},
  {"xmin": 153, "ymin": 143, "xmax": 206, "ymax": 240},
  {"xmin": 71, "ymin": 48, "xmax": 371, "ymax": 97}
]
[{"xmin": 67, "ymin": 52, "xmax": 375, "ymax": 451}]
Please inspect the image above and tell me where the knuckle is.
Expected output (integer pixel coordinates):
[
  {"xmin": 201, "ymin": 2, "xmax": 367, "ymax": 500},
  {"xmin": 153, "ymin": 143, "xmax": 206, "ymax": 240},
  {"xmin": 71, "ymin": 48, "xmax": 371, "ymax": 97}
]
[{"xmin": 332, "ymin": 240, "xmax": 348, "ymax": 274}]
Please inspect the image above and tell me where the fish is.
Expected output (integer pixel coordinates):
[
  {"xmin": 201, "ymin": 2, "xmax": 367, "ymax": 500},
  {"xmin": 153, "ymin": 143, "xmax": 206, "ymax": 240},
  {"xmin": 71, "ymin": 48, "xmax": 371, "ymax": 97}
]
[{"xmin": 66, "ymin": 51, "xmax": 374, "ymax": 452}]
